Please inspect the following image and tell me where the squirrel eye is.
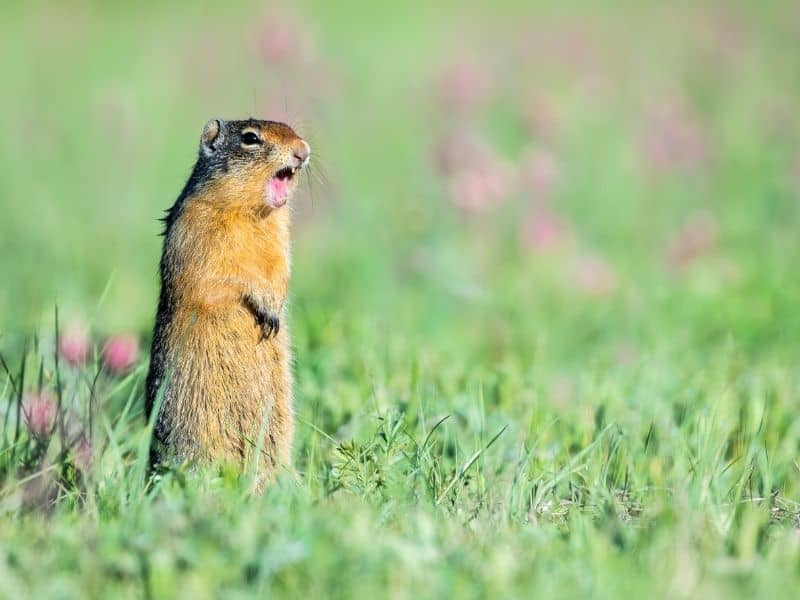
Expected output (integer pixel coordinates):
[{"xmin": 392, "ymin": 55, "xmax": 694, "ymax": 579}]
[{"xmin": 241, "ymin": 131, "xmax": 262, "ymax": 146}]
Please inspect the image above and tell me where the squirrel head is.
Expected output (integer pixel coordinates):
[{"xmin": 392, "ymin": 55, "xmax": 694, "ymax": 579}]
[{"xmin": 193, "ymin": 118, "xmax": 311, "ymax": 209}]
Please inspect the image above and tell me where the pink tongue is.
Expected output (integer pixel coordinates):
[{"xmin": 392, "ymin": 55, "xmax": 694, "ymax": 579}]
[{"xmin": 267, "ymin": 176, "xmax": 289, "ymax": 207}]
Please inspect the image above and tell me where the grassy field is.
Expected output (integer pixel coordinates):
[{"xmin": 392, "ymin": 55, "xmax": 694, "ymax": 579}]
[{"xmin": 2, "ymin": 0, "xmax": 800, "ymax": 597}]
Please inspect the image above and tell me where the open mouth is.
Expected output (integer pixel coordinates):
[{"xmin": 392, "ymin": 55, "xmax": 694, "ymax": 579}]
[
  {"xmin": 266, "ymin": 166, "xmax": 300, "ymax": 208},
  {"xmin": 275, "ymin": 166, "xmax": 298, "ymax": 181}
]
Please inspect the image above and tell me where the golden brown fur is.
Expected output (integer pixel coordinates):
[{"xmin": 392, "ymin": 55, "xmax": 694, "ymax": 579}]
[{"xmin": 146, "ymin": 119, "xmax": 309, "ymax": 487}]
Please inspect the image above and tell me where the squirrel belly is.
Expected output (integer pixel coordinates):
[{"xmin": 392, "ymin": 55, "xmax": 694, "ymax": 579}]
[{"xmin": 150, "ymin": 303, "xmax": 294, "ymax": 472}]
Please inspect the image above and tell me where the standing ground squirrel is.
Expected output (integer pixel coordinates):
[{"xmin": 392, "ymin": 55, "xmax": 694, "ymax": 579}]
[{"xmin": 145, "ymin": 118, "xmax": 310, "ymax": 485}]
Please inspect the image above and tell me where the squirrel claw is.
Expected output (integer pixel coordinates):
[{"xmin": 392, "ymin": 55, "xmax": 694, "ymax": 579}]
[
  {"xmin": 243, "ymin": 295, "xmax": 280, "ymax": 341},
  {"xmin": 258, "ymin": 313, "xmax": 280, "ymax": 341}
]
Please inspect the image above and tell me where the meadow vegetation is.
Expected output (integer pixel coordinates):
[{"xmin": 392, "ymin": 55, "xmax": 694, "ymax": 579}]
[{"xmin": 1, "ymin": 1, "xmax": 800, "ymax": 597}]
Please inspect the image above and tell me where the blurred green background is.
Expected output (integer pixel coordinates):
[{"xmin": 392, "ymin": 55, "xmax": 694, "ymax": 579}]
[{"xmin": 3, "ymin": 0, "xmax": 797, "ymax": 349}]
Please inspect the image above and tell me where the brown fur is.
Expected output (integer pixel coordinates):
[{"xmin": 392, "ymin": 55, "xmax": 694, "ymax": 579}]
[{"xmin": 146, "ymin": 119, "xmax": 308, "ymax": 487}]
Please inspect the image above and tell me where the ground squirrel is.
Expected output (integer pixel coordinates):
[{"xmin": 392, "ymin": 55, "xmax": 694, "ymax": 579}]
[{"xmin": 145, "ymin": 118, "xmax": 310, "ymax": 485}]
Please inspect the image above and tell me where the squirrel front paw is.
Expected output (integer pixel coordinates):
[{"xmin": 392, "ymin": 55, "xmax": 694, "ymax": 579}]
[
  {"xmin": 255, "ymin": 309, "xmax": 280, "ymax": 340},
  {"xmin": 243, "ymin": 294, "xmax": 281, "ymax": 341}
]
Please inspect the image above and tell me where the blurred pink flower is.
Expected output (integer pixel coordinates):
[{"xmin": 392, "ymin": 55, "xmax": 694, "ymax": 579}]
[
  {"xmin": 550, "ymin": 25, "xmax": 597, "ymax": 71},
  {"xmin": 434, "ymin": 130, "xmax": 493, "ymax": 176},
  {"xmin": 435, "ymin": 129, "xmax": 515, "ymax": 215},
  {"xmin": 666, "ymin": 212, "xmax": 718, "ymax": 270},
  {"xmin": 520, "ymin": 207, "xmax": 572, "ymax": 252},
  {"xmin": 102, "ymin": 334, "xmax": 139, "ymax": 375},
  {"xmin": 448, "ymin": 172, "xmax": 485, "ymax": 213},
  {"xmin": 574, "ymin": 255, "xmax": 617, "ymax": 297},
  {"xmin": 519, "ymin": 149, "xmax": 560, "ymax": 199},
  {"xmin": 59, "ymin": 322, "xmax": 90, "ymax": 367},
  {"xmin": 254, "ymin": 17, "xmax": 311, "ymax": 67},
  {"xmin": 23, "ymin": 392, "xmax": 57, "ymax": 438},
  {"xmin": 438, "ymin": 61, "xmax": 491, "ymax": 114},
  {"xmin": 638, "ymin": 102, "xmax": 710, "ymax": 174},
  {"xmin": 447, "ymin": 173, "xmax": 494, "ymax": 215},
  {"xmin": 694, "ymin": 7, "xmax": 748, "ymax": 72},
  {"xmin": 447, "ymin": 159, "xmax": 515, "ymax": 215},
  {"xmin": 481, "ymin": 158, "xmax": 515, "ymax": 198}
]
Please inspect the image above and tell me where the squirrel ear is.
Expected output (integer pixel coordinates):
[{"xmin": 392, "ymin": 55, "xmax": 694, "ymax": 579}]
[{"xmin": 200, "ymin": 118, "xmax": 223, "ymax": 155}]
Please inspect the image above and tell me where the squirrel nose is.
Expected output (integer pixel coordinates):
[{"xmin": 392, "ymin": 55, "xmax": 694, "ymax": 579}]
[{"xmin": 292, "ymin": 140, "xmax": 310, "ymax": 166}]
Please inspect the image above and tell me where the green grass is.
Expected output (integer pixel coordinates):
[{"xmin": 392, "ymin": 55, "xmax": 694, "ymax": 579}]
[{"xmin": 2, "ymin": 0, "xmax": 800, "ymax": 597}]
